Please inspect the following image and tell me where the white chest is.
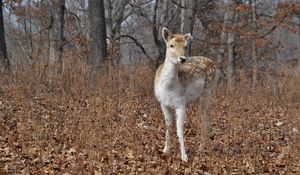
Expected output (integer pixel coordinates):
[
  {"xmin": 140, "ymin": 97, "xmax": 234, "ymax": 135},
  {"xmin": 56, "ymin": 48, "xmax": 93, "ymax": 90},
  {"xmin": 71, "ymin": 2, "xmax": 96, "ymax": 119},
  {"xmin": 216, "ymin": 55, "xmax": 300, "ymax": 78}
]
[{"xmin": 155, "ymin": 76, "xmax": 186, "ymax": 108}]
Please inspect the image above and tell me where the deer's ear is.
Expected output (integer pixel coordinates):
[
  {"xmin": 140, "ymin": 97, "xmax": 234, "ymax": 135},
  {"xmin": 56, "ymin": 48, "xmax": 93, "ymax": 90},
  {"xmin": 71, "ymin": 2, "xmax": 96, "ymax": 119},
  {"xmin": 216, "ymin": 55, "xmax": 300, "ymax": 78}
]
[
  {"xmin": 184, "ymin": 33, "xmax": 193, "ymax": 43},
  {"xmin": 162, "ymin": 27, "xmax": 173, "ymax": 43}
]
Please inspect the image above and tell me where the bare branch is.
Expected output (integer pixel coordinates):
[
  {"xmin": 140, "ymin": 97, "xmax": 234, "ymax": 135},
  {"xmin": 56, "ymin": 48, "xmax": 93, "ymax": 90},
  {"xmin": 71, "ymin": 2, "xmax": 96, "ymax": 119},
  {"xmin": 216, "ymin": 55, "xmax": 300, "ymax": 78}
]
[
  {"xmin": 260, "ymin": 13, "xmax": 300, "ymax": 26},
  {"xmin": 170, "ymin": 0, "xmax": 186, "ymax": 8},
  {"xmin": 65, "ymin": 8, "xmax": 80, "ymax": 22},
  {"xmin": 259, "ymin": 14, "xmax": 287, "ymax": 39},
  {"xmin": 116, "ymin": 35, "xmax": 151, "ymax": 59}
]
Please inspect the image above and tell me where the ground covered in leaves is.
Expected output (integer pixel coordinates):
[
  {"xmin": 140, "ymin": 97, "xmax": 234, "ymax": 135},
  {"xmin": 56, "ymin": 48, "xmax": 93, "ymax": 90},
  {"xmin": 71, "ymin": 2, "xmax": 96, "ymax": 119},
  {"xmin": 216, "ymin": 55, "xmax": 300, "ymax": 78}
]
[{"xmin": 0, "ymin": 68, "xmax": 299, "ymax": 174}]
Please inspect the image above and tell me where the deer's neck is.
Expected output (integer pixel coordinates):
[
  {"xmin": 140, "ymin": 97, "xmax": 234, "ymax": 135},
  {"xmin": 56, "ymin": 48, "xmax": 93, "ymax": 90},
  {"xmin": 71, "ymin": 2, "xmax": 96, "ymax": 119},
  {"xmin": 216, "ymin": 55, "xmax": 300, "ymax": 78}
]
[{"xmin": 161, "ymin": 56, "xmax": 179, "ymax": 83}]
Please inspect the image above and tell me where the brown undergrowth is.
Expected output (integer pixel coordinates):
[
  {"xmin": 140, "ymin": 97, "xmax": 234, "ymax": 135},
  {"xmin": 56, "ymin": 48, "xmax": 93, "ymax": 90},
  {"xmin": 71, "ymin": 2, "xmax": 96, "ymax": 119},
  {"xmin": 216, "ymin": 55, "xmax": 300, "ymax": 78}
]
[{"xmin": 0, "ymin": 61, "xmax": 299, "ymax": 174}]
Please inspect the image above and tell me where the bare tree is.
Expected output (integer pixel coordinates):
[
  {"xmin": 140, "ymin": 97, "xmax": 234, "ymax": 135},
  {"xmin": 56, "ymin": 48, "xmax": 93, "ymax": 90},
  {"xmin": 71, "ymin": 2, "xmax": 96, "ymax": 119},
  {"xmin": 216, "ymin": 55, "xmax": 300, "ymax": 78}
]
[
  {"xmin": 216, "ymin": 5, "xmax": 230, "ymax": 82},
  {"xmin": 105, "ymin": 0, "xmax": 130, "ymax": 64},
  {"xmin": 152, "ymin": 0, "xmax": 170, "ymax": 65},
  {"xmin": 105, "ymin": 0, "xmax": 129, "ymax": 42},
  {"xmin": 48, "ymin": 0, "xmax": 65, "ymax": 81},
  {"xmin": 0, "ymin": 0, "xmax": 9, "ymax": 73},
  {"xmin": 180, "ymin": 0, "xmax": 198, "ymax": 55},
  {"xmin": 298, "ymin": 16, "xmax": 300, "ymax": 68},
  {"xmin": 252, "ymin": 0, "xmax": 258, "ymax": 87},
  {"xmin": 226, "ymin": 0, "xmax": 238, "ymax": 90},
  {"xmin": 88, "ymin": 0, "xmax": 107, "ymax": 73},
  {"xmin": 180, "ymin": 0, "xmax": 197, "ymax": 34}
]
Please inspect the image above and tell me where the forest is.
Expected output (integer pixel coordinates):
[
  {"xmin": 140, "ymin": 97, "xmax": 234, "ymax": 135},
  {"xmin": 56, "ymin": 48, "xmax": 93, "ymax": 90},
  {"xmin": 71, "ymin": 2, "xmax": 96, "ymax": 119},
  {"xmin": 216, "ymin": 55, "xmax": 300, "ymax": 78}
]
[{"xmin": 0, "ymin": 0, "xmax": 299, "ymax": 174}]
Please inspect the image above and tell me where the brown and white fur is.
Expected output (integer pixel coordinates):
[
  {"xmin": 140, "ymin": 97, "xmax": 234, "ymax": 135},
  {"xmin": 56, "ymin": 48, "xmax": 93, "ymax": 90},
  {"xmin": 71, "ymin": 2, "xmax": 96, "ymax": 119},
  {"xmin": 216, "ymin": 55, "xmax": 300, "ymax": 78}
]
[{"xmin": 154, "ymin": 28, "xmax": 216, "ymax": 162}]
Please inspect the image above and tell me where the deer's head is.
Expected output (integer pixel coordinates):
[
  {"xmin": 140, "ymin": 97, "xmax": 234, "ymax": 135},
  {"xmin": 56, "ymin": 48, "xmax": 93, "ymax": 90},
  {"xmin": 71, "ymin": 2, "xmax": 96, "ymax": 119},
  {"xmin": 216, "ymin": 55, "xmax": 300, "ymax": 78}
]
[{"xmin": 162, "ymin": 27, "xmax": 193, "ymax": 64}]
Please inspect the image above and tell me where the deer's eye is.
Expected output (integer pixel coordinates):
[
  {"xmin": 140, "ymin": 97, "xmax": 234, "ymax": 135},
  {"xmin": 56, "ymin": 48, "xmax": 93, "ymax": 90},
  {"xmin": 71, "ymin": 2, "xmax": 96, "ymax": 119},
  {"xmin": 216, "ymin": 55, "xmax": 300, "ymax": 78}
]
[
  {"xmin": 185, "ymin": 46, "xmax": 188, "ymax": 50},
  {"xmin": 170, "ymin": 44, "xmax": 174, "ymax": 48}
]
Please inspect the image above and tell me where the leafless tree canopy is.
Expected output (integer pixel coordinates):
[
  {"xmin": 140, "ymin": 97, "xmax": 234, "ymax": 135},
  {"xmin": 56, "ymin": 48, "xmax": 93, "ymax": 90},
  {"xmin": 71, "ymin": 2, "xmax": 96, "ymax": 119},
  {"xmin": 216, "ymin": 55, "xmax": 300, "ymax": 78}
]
[{"xmin": 0, "ymin": 0, "xmax": 298, "ymax": 85}]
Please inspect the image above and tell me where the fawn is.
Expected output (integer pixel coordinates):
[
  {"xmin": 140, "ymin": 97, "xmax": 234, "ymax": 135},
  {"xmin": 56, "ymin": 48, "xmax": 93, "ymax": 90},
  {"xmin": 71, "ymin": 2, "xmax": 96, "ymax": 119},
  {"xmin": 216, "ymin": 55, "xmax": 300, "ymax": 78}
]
[{"xmin": 154, "ymin": 27, "xmax": 216, "ymax": 162}]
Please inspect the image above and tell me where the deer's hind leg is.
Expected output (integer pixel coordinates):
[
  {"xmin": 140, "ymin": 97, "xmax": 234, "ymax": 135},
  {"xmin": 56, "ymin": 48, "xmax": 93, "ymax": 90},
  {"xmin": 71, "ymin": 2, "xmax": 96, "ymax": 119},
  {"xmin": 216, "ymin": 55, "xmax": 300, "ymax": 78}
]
[
  {"xmin": 198, "ymin": 87, "xmax": 214, "ymax": 152},
  {"xmin": 203, "ymin": 87, "xmax": 213, "ymax": 140}
]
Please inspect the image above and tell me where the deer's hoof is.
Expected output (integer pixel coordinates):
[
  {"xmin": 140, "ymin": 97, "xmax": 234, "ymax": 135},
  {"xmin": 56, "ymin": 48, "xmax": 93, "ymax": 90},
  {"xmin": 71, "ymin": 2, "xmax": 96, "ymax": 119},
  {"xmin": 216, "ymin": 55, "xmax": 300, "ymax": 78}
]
[
  {"xmin": 208, "ymin": 131, "xmax": 215, "ymax": 141},
  {"xmin": 181, "ymin": 154, "xmax": 188, "ymax": 162},
  {"xmin": 163, "ymin": 146, "xmax": 171, "ymax": 155}
]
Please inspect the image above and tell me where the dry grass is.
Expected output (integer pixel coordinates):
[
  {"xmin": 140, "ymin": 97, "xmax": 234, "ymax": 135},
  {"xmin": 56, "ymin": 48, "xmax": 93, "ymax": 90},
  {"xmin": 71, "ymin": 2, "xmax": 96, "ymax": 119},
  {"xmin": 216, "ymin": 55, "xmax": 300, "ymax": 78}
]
[{"xmin": 0, "ymin": 60, "xmax": 299, "ymax": 174}]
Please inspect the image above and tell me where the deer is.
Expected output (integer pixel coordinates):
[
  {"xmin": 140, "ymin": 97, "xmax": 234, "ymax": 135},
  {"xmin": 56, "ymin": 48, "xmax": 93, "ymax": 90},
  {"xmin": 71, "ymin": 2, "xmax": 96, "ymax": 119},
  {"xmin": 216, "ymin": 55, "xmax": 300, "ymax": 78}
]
[{"xmin": 154, "ymin": 27, "xmax": 216, "ymax": 162}]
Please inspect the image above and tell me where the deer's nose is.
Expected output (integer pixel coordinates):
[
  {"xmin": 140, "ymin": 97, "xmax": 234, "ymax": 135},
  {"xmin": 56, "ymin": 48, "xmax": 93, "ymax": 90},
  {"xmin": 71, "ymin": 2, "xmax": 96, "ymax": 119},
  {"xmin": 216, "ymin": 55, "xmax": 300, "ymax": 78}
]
[{"xmin": 179, "ymin": 56, "xmax": 186, "ymax": 63}]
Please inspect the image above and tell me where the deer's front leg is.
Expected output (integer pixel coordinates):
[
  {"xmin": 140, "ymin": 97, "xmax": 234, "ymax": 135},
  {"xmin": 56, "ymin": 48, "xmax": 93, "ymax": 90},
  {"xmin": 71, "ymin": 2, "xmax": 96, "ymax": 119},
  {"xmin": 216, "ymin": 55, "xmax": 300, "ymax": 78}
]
[
  {"xmin": 161, "ymin": 104, "xmax": 173, "ymax": 154},
  {"xmin": 175, "ymin": 106, "xmax": 188, "ymax": 162}
]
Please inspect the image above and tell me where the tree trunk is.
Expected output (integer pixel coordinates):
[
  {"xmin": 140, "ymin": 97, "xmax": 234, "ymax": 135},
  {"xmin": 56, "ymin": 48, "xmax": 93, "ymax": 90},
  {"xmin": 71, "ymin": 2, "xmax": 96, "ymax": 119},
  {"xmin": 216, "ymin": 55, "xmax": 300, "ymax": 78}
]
[
  {"xmin": 48, "ymin": 0, "xmax": 65, "ymax": 83},
  {"xmin": 180, "ymin": 0, "xmax": 197, "ymax": 34},
  {"xmin": 252, "ymin": 0, "xmax": 258, "ymax": 88},
  {"xmin": 0, "ymin": 0, "xmax": 10, "ymax": 73},
  {"xmin": 105, "ymin": 0, "xmax": 129, "ymax": 64},
  {"xmin": 88, "ymin": 0, "xmax": 107, "ymax": 74},
  {"xmin": 216, "ymin": 9, "xmax": 230, "ymax": 81},
  {"xmin": 226, "ymin": 0, "xmax": 238, "ymax": 91},
  {"xmin": 106, "ymin": 0, "xmax": 113, "ymax": 41},
  {"xmin": 152, "ymin": 0, "xmax": 169, "ymax": 67},
  {"xmin": 105, "ymin": 0, "xmax": 129, "ymax": 41},
  {"xmin": 113, "ymin": 0, "xmax": 128, "ymax": 41},
  {"xmin": 180, "ymin": 0, "xmax": 197, "ymax": 55},
  {"xmin": 180, "ymin": 0, "xmax": 186, "ymax": 33},
  {"xmin": 227, "ymin": 31, "xmax": 236, "ymax": 90},
  {"xmin": 298, "ymin": 16, "xmax": 300, "ymax": 69}
]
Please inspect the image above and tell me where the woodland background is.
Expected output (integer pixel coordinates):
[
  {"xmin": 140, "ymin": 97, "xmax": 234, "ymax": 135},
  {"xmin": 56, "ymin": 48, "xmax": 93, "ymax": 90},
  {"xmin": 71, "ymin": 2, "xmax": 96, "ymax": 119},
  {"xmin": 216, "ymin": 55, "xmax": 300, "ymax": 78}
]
[{"xmin": 0, "ymin": 0, "xmax": 299, "ymax": 174}]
